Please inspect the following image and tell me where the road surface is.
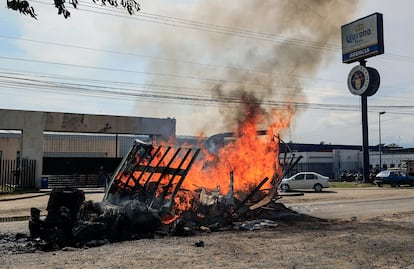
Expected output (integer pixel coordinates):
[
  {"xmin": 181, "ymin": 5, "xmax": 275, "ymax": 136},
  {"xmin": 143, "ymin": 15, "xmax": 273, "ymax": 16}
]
[
  {"xmin": 281, "ymin": 187, "xmax": 414, "ymax": 220},
  {"xmin": 1, "ymin": 187, "xmax": 413, "ymax": 233}
]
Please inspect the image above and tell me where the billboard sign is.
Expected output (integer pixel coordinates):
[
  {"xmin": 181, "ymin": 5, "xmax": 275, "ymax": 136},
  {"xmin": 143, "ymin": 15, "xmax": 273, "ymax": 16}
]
[{"xmin": 341, "ymin": 13, "xmax": 384, "ymax": 64}]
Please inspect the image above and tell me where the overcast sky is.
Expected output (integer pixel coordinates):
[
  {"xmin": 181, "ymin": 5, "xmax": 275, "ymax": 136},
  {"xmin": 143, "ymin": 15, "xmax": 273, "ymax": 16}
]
[{"xmin": 1, "ymin": 0, "xmax": 414, "ymax": 147}]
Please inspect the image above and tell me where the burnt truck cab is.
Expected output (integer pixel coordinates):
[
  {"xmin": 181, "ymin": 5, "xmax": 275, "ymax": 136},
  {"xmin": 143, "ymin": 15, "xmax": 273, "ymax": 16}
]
[{"xmin": 374, "ymin": 169, "xmax": 414, "ymax": 187}]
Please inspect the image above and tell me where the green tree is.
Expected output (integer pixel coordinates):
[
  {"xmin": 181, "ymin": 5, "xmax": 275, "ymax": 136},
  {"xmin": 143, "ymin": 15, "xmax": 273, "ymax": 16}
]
[{"xmin": 6, "ymin": 0, "xmax": 140, "ymax": 19}]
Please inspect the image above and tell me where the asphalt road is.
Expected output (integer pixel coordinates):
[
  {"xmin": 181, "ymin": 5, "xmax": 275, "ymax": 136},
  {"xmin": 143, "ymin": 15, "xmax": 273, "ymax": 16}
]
[
  {"xmin": 1, "ymin": 187, "xmax": 413, "ymax": 233},
  {"xmin": 286, "ymin": 196, "xmax": 414, "ymax": 219},
  {"xmin": 281, "ymin": 187, "xmax": 414, "ymax": 220}
]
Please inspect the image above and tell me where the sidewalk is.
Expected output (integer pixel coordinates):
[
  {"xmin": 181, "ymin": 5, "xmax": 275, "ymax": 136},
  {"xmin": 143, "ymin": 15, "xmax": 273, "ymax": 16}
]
[
  {"xmin": 0, "ymin": 192, "xmax": 49, "ymax": 202},
  {"xmin": 0, "ymin": 187, "xmax": 105, "ymax": 201},
  {"xmin": 0, "ymin": 188, "xmax": 105, "ymax": 219}
]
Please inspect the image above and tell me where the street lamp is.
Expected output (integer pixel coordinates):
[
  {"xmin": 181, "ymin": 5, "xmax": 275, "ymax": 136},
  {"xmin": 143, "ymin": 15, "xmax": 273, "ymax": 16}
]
[{"xmin": 379, "ymin": 111, "xmax": 386, "ymax": 170}]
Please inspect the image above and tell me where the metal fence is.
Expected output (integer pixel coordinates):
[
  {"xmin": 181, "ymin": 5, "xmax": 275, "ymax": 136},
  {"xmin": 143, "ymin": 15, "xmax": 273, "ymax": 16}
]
[
  {"xmin": 0, "ymin": 159, "xmax": 36, "ymax": 192},
  {"xmin": 43, "ymin": 132, "xmax": 152, "ymax": 158},
  {"xmin": 288, "ymin": 163, "xmax": 335, "ymax": 179},
  {"xmin": 39, "ymin": 133, "xmax": 152, "ymax": 189}
]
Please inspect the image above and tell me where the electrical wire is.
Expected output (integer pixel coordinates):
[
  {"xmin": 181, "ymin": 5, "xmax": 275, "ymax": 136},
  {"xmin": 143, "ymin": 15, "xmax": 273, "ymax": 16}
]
[
  {"xmin": 26, "ymin": 0, "xmax": 414, "ymax": 64},
  {"xmin": 3, "ymin": 70, "xmax": 414, "ymax": 115},
  {"xmin": 3, "ymin": 1, "xmax": 414, "ymax": 117}
]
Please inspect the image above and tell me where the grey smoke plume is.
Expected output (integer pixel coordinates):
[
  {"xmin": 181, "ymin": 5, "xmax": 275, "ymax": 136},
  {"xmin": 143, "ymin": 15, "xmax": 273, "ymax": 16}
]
[{"xmin": 129, "ymin": 0, "xmax": 362, "ymax": 135}]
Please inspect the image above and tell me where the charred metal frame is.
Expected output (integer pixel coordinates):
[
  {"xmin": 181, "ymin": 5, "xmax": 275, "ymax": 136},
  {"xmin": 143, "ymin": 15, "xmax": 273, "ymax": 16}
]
[
  {"xmin": 104, "ymin": 134, "xmax": 301, "ymax": 218},
  {"xmin": 103, "ymin": 139, "xmax": 200, "ymax": 216}
]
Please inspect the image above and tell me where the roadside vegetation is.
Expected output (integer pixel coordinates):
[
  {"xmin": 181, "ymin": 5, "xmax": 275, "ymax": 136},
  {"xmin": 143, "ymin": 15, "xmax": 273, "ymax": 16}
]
[
  {"xmin": 330, "ymin": 182, "xmax": 376, "ymax": 188},
  {"xmin": 0, "ymin": 188, "xmax": 39, "ymax": 196}
]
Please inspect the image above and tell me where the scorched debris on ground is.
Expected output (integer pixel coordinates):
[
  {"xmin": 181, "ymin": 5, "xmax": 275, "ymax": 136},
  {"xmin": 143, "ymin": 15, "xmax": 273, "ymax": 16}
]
[{"xmin": 26, "ymin": 139, "xmax": 304, "ymax": 251}]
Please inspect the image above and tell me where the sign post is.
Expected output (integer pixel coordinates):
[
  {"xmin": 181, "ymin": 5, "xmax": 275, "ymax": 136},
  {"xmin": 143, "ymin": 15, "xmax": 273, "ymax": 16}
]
[{"xmin": 341, "ymin": 13, "xmax": 384, "ymax": 183}]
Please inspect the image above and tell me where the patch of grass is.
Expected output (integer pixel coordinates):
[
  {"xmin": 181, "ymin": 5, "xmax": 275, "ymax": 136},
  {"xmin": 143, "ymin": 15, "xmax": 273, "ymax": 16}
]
[
  {"xmin": 0, "ymin": 188, "xmax": 39, "ymax": 196},
  {"xmin": 330, "ymin": 182, "xmax": 375, "ymax": 188}
]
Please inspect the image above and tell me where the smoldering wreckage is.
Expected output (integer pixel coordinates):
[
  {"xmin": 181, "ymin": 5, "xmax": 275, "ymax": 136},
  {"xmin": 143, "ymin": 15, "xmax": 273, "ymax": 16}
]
[{"xmin": 22, "ymin": 138, "xmax": 305, "ymax": 251}]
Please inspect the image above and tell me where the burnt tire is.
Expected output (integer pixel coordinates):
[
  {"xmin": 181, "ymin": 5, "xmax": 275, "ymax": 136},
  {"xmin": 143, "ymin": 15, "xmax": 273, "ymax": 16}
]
[{"xmin": 313, "ymin": 184, "xmax": 323, "ymax": 192}]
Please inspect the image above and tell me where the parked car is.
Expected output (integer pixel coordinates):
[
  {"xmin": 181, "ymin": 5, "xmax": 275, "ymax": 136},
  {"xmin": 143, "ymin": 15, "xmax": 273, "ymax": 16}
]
[
  {"xmin": 374, "ymin": 169, "xmax": 414, "ymax": 187},
  {"xmin": 279, "ymin": 172, "xmax": 330, "ymax": 192}
]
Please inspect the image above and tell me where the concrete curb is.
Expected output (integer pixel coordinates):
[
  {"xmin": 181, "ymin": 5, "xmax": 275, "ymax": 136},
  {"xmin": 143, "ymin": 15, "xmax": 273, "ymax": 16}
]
[
  {"xmin": 0, "ymin": 188, "xmax": 105, "ymax": 202},
  {"xmin": 0, "ymin": 193, "xmax": 49, "ymax": 202}
]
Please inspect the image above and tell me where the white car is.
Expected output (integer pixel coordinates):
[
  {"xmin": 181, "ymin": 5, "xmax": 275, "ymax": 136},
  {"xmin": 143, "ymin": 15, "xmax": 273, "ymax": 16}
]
[{"xmin": 279, "ymin": 172, "xmax": 330, "ymax": 192}]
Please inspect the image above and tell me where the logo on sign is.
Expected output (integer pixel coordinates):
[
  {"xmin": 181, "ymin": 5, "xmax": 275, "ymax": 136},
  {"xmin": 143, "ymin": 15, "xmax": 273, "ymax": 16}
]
[
  {"xmin": 347, "ymin": 65, "xmax": 380, "ymax": 96},
  {"xmin": 341, "ymin": 13, "xmax": 383, "ymax": 63},
  {"xmin": 346, "ymin": 24, "xmax": 371, "ymax": 45},
  {"xmin": 347, "ymin": 65, "xmax": 370, "ymax": 95},
  {"xmin": 350, "ymin": 71, "xmax": 365, "ymax": 90}
]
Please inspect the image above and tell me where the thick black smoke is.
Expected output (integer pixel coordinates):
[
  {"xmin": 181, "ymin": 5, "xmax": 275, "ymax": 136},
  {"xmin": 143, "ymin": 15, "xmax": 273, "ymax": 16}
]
[{"xmin": 129, "ymin": 0, "xmax": 362, "ymax": 135}]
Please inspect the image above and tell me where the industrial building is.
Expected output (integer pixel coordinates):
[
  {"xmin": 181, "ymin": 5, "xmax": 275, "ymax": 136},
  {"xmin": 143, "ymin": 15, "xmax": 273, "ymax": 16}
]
[
  {"xmin": 1, "ymin": 108, "xmax": 413, "ymax": 190},
  {"xmin": 0, "ymin": 109, "xmax": 175, "ymax": 189}
]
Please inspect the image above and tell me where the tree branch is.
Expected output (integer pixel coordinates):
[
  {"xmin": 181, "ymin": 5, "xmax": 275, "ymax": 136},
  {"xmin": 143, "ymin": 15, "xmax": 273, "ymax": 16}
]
[{"xmin": 6, "ymin": 0, "xmax": 140, "ymax": 19}]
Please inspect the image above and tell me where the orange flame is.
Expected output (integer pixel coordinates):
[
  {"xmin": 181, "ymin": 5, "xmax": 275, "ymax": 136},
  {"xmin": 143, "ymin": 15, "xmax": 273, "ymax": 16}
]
[
  {"xmin": 112, "ymin": 103, "xmax": 295, "ymax": 222},
  {"xmin": 182, "ymin": 104, "xmax": 295, "ymax": 199}
]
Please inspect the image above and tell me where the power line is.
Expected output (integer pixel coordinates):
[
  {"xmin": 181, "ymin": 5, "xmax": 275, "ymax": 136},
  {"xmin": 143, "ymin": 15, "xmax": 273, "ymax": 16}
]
[
  {"xmin": 0, "ymin": 55, "xmax": 313, "ymax": 96},
  {"xmin": 3, "ymin": 2, "xmax": 414, "ymax": 115},
  {"xmin": 28, "ymin": 0, "xmax": 342, "ymax": 52},
  {"xmin": 0, "ymin": 34, "xmax": 347, "ymax": 90},
  {"xmin": 27, "ymin": 0, "xmax": 414, "ymax": 64},
  {"xmin": 3, "ymin": 71, "xmax": 414, "ymax": 114},
  {"xmin": 2, "ymin": 1, "xmax": 414, "ymax": 89},
  {"xmin": 2, "ymin": 61, "xmax": 414, "ymax": 113},
  {"xmin": 4, "ymin": 53, "xmax": 414, "ymax": 108}
]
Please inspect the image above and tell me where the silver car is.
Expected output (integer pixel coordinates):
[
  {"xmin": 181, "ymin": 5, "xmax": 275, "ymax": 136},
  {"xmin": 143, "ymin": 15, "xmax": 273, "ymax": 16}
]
[{"xmin": 279, "ymin": 172, "xmax": 330, "ymax": 192}]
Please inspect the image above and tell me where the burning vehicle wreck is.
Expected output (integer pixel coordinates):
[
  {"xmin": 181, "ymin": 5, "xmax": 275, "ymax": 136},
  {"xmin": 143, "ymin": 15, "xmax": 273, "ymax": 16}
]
[{"xmin": 28, "ymin": 136, "xmax": 303, "ymax": 250}]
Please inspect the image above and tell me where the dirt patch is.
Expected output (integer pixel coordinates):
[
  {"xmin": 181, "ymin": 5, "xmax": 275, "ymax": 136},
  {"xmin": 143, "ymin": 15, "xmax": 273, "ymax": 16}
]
[
  {"xmin": 1, "ymin": 188, "xmax": 413, "ymax": 268},
  {"xmin": 1, "ymin": 209, "xmax": 413, "ymax": 268}
]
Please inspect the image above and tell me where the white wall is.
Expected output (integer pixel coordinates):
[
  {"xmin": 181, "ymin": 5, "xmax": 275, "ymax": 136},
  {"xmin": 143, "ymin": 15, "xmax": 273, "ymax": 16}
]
[{"xmin": 0, "ymin": 109, "xmax": 176, "ymax": 187}]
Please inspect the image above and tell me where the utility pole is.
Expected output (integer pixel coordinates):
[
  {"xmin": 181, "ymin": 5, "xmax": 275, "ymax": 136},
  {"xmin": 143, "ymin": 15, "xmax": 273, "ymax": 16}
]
[{"xmin": 379, "ymin": 111, "xmax": 386, "ymax": 170}]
